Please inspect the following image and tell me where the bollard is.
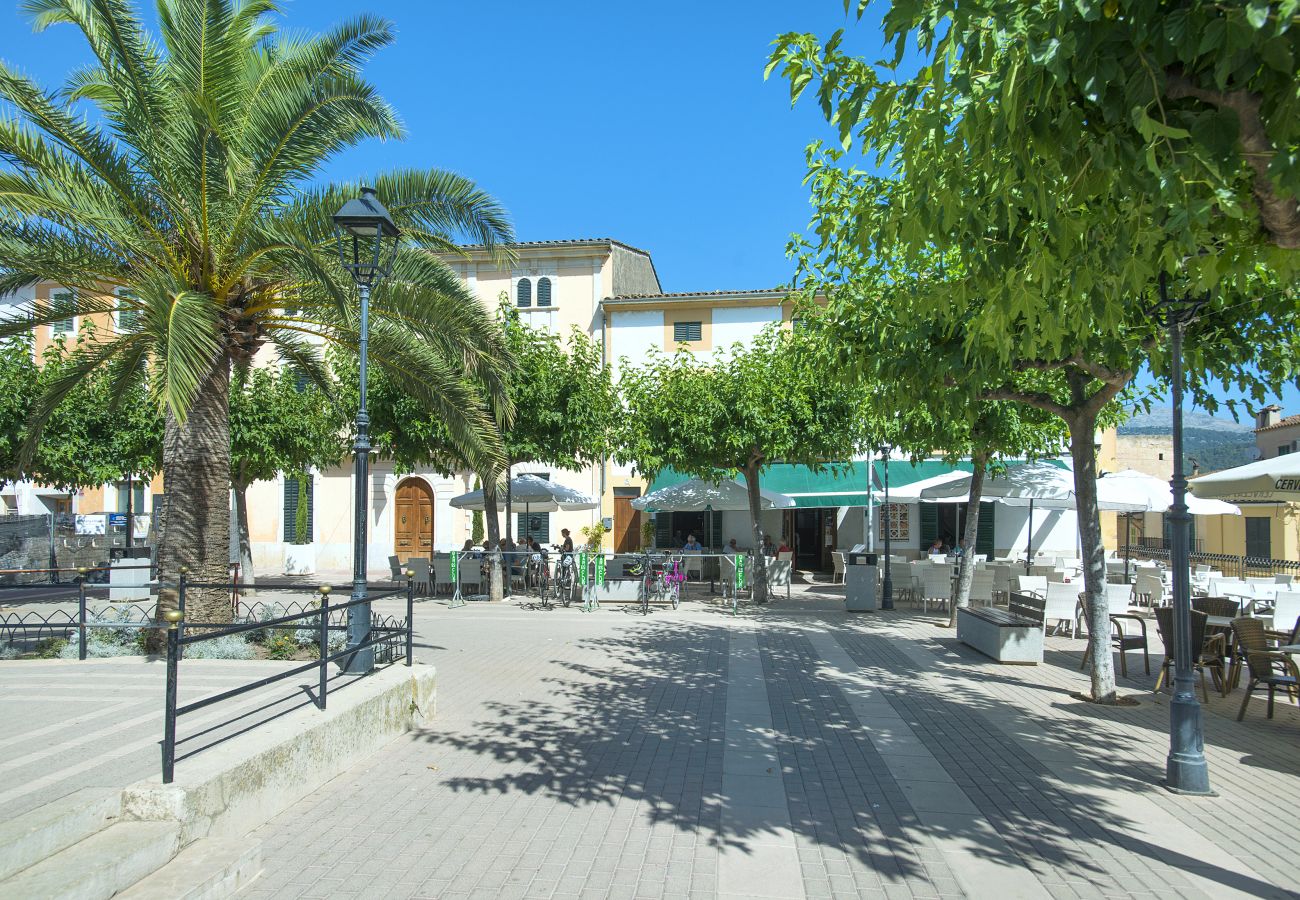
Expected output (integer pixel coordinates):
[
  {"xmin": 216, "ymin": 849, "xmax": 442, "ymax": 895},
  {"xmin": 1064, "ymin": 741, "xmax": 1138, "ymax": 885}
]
[
  {"xmin": 318, "ymin": 586, "xmax": 331, "ymax": 710},
  {"xmin": 77, "ymin": 567, "xmax": 88, "ymax": 660},
  {"xmin": 161, "ymin": 608, "xmax": 182, "ymax": 784},
  {"xmin": 405, "ymin": 570, "xmax": 415, "ymax": 666}
]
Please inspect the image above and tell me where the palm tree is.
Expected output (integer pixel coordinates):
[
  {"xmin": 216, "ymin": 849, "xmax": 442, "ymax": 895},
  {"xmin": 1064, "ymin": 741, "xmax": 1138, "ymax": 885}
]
[{"xmin": 0, "ymin": 1, "xmax": 514, "ymax": 622}]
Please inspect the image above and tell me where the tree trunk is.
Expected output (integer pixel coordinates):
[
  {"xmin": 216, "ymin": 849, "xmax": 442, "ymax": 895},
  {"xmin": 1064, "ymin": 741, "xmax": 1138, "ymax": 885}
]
[
  {"xmin": 483, "ymin": 479, "xmax": 503, "ymax": 603},
  {"xmin": 1070, "ymin": 410, "xmax": 1117, "ymax": 703},
  {"xmin": 232, "ymin": 471, "xmax": 256, "ymax": 596},
  {"xmin": 948, "ymin": 453, "xmax": 987, "ymax": 627},
  {"xmin": 741, "ymin": 459, "xmax": 769, "ymax": 604},
  {"xmin": 156, "ymin": 352, "xmax": 232, "ymax": 624}
]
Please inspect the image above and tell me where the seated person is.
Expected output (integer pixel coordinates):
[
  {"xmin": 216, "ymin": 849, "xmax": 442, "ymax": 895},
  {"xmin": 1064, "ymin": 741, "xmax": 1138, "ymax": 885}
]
[
  {"xmin": 683, "ymin": 534, "xmax": 703, "ymax": 552},
  {"xmin": 761, "ymin": 535, "xmax": 776, "ymax": 557},
  {"xmin": 927, "ymin": 537, "xmax": 946, "ymax": 556},
  {"xmin": 777, "ymin": 538, "xmax": 793, "ymax": 555},
  {"xmin": 724, "ymin": 538, "xmax": 740, "ymax": 555}
]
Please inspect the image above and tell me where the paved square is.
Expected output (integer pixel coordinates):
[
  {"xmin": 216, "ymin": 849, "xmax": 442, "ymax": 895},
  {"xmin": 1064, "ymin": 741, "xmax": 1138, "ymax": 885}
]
[{"xmin": 245, "ymin": 586, "xmax": 1300, "ymax": 899}]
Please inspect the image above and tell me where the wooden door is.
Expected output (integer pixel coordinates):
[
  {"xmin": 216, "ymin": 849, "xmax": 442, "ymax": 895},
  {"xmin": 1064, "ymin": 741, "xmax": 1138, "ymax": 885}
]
[
  {"xmin": 394, "ymin": 479, "xmax": 434, "ymax": 563},
  {"xmin": 613, "ymin": 488, "xmax": 641, "ymax": 553}
]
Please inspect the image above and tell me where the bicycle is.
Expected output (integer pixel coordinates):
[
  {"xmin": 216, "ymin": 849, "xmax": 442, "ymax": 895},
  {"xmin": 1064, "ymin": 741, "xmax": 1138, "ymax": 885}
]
[
  {"xmin": 627, "ymin": 551, "xmax": 668, "ymax": 615},
  {"xmin": 551, "ymin": 548, "xmax": 576, "ymax": 607},
  {"xmin": 524, "ymin": 551, "xmax": 550, "ymax": 601},
  {"xmin": 662, "ymin": 553, "xmax": 684, "ymax": 610}
]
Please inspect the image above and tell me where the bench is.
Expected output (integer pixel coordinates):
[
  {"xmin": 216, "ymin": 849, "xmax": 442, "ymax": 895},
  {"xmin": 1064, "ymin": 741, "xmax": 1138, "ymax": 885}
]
[{"xmin": 956, "ymin": 593, "xmax": 1046, "ymax": 665}]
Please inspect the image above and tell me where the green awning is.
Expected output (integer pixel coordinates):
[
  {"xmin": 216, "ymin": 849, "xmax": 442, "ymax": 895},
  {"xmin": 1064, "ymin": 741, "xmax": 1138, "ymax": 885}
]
[{"xmin": 647, "ymin": 459, "xmax": 1065, "ymax": 509}]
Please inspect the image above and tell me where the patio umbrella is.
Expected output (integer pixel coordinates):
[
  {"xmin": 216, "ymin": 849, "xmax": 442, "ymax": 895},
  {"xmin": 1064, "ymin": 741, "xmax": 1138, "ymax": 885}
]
[
  {"xmin": 887, "ymin": 470, "xmax": 970, "ymax": 503},
  {"xmin": 920, "ymin": 462, "xmax": 1146, "ymax": 571},
  {"xmin": 1097, "ymin": 469, "xmax": 1241, "ymax": 579},
  {"xmin": 449, "ymin": 475, "xmax": 598, "ymax": 542},
  {"xmin": 1188, "ymin": 453, "xmax": 1300, "ymax": 502},
  {"xmin": 632, "ymin": 478, "xmax": 795, "ymax": 552}
]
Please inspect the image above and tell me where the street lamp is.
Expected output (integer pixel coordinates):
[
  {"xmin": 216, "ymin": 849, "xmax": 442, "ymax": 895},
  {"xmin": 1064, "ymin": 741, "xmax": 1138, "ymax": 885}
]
[
  {"xmin": 333, "ymin": 186, "xmax": 401, "ymax": 675},
  {"xmin": 1156, "ymin": 270, "xmax": 1213, "ymax": 795},
  {"xmin": 880, "ymin": 446, "xmax": 894, "ymax": 610}
]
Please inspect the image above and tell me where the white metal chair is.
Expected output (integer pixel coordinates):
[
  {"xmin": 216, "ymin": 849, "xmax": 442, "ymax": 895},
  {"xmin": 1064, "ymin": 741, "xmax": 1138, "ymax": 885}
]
[
  {"xmin": 1043, "ymin": 582, "xmax": 1082, "ymax": 637},
  {"xmin": 1269, "ymin": 590, "xmax": 1300, "ymax": 635},
  {"xmin": 920, "ymin": 565, "xmax": 954, "ymax": 614},
  {"xmin": 684, "ymin": 552, "xmax": 704, "ymax": 582},
  {"xmin": 767, "ymin": 559, "xmax": 792, "ymax": 601},
  {"xmin": 407, "ymin": 557, "xmax": 432, "ymax": 596},
  {"xmin": 832, "ymin": 551, "xmax": 846, "ymax": 584},
  {"xmin": 967, "ymin": 569, "xmax": 996, "ymax": 607},
  {"xmin": 1135, "ymin": 572, "xmax": 1166, "ymax": 606},
  {"xmin": 1015, "ymin": 575, "xmax": 1047, "ymax": 598}
]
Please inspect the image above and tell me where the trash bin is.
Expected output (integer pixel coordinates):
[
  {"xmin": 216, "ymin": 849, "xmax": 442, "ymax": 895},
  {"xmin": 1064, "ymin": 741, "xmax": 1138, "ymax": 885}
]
[{"xmin": 845, "ymin": 552, "xmax": 878, "ymax": 612}]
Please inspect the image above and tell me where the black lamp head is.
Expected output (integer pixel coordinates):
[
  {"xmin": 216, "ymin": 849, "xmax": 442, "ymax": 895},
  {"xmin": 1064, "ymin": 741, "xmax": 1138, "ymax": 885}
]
[{"xmin": 333, "ymin": 186, "xmax": 401, "ymax": 287}]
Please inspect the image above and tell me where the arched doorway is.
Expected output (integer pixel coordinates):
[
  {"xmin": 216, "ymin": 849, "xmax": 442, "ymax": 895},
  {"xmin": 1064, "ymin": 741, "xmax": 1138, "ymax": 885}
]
[{"xmin": 394, "ymin": 478, "xmax": 433, "ymax": 563}]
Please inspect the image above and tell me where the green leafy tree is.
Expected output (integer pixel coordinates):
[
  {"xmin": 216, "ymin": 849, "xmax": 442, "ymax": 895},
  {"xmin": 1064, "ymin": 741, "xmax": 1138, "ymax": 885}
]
[
  {"xmin": 771, "ymin": 17, "xmax": 1299, "ymax": 700},
  {"xmin": 616, "ymin": 325, "xmax": 868, "ymax": 604},
  {"xmin": 230, "ymin": 367, "xmax": 346, "ymax": 588},
  {"xmin": 497, "ymin": 302, "xmax": 616, "ymax": 541},
  {"xmin": 0, "ymin": 339, "xmax": 38, "ymax": 487},
  {"xmin": 0, "ymin": 2, "xmax": 513, "ymax": 622}
]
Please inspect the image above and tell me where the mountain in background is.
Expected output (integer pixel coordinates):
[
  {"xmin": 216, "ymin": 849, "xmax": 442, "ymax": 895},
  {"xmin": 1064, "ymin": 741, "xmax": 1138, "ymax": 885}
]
[{"xmin": 1119, "ymin": 406, "xmax": 1256, "ymax": 473}]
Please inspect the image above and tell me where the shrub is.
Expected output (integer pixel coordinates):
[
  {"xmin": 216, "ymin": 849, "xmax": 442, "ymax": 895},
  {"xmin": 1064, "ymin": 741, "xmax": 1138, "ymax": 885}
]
[
  {"xmin": 36, "ymin": 637, "xmax": 67, "ymax": 658},
  {"xmin": 185, "ymin": 634, "xmax": 256, "ymax": 660},
  {"xmin": 0, "ymin": 643, "xmax": 19, "ymax": 660},
  {"xmin": 60, "ymin": 607, "xmax": 150, "ymax": 659},
  {"xmin": 265, "ymin": 633, "xmax": 299, "ymax": 660}
]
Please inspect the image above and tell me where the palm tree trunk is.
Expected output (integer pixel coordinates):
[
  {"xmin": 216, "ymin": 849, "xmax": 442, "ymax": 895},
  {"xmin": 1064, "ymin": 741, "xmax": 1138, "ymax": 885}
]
[
  {"xmin": 741, "ymin": 458, "xmax": 769, "ymax": 605},
  {"xmin": 948, "ymin": 453, "xmax": 987, "ymax": 627},
  {"xmin": 157, "ymin": 353, "xmax": 233, "ymax": 624},
  {"xmin": 483, "ymin": 479, "xmax": 503, "ymax": 602}
]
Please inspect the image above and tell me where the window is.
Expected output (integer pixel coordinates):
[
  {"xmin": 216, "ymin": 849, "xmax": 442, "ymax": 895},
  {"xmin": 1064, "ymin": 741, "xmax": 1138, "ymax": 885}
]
[
  {"xmin": 283, "ymin": 473, "xmax": 314, "ymax": 543},
  {"xmin": 673, "ymin": 321, "xmax": 702, "ymax": 343},
  {"xmin": 536, "ymin": 277, "xmax": 552, "ymax": 306},
  {"xmin": 116, "ymin": 482, "xmax": 146, "ymax": 513},
  {"xmin": 1245, "ymin": 517, "xmax": 1271, "ymax": 559},
  {"xmin": 115, "ymin": 288, "xmax": 141, "ymax": 332},
  {"xmin": 1157, "ymin": 453, "xmax": 1165, "ymax": 461},
  {"xmin": 1279, "ymin": 445, "xmax": 1291, "ymax": 457},
  {"xmin": 515, "ymin": 473, "xmax": 550, "ymax": 544},
  {"xmin": 517, "ymin": 277, "xmax": 532, "ymax": 308},
  {"xmin": 49, "ymin": 291, "xmax": 75, "ymax": 335}
]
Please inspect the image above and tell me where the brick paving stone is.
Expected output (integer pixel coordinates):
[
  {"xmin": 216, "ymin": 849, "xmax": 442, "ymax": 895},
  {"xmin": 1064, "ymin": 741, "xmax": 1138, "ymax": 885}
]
[{"xmin": 239, "ymin": 589, "xmax": 1300, "ymax": 899}]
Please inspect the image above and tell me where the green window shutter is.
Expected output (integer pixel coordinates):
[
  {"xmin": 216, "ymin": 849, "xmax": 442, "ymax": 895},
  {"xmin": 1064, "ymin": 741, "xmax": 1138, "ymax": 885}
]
[
  {"xmin": 673, "ymin": 321, "xmax": 702, "ymax": 342},
  {"xmin": 919, "ymin": 504, "xmax": 938, "ymax": 548},
  {"xmin": 50, "ymin": 291, "xmax": 75, "ymax": 334},
  {"xmin": 304, "ymin": 475, "xmax": 314, "ymax": 540},
  {"xmin": 283, "ymin": 477, "xmax": 299, "ymax": 542},
  {"xmin": 976, "ymin": 501, "xmax": 995, "ymax": 557},
  {"xmin": 516, "ymin": 473, "xmax": 550, "ymax": 544},
  {"xmin": 537, "ymin": 277, "xmax": 552, "ymax": 306},
  {"xmin": 517, "ymin": 278, "xmax": 532, "ymax": 308},
  {"xmin": 655, "ymin": 514, "xmax": 672, "ymax": 548},
  {"xmin": 711, "ymin": 512, "xmax": 723, "ymax": 550}
]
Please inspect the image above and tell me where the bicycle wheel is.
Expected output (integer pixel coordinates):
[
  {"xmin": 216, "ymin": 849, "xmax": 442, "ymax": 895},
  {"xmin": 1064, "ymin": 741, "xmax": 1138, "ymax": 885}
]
[{"xmin": 670, "ymin": 580, "xmax": 681, "ymax": 609}]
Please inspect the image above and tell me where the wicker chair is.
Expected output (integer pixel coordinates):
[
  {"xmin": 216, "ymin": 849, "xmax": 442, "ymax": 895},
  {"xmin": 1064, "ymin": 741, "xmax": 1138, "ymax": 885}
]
[
  {"xmin": 1152, "ymin": 606, "xmax": 1226, "ymax": 701},
  {"xmin": 1192, "ymin": 596, "xmax": 1240, "ymax": 618},
  {"xmin": 1080, "ymin": 604, "xmax": 1150, "ymax": 677},
  {"xmin": 1232, "ymin": 616, "xmax": 1300, "ymax": 720}
]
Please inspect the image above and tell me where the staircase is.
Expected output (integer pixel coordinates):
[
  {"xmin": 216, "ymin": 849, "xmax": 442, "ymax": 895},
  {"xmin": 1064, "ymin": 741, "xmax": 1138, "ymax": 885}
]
[{"xmin": 0, "ymin": 789, "xmax": 260, "ymax": 900}]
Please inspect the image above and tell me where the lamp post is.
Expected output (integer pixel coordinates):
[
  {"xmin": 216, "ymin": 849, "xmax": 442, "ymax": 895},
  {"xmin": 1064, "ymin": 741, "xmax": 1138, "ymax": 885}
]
[
  {"xmin": 333, "ymin": 187, "xmax": 401, "ymax": 675},
  {"xmin": 1157, "ymin": 270, "xmax": 1213, "ymax": 795},
  {"xmin": 881, "ymin": 446, "xmax": 893, "ymax": 610}
]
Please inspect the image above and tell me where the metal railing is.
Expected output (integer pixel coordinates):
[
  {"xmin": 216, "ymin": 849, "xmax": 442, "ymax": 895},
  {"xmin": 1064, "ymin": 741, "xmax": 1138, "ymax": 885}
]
[
  {"xmin": 1130, "ymin": 547, "xmax": 1300, "ymax": 580},
  {"xmin": 0, "ymin": 564, "xmax": 154, "ymax": 658},
  {"xmin": 161, "ymin": 575, "xmax": 413, "ymax": 783}
]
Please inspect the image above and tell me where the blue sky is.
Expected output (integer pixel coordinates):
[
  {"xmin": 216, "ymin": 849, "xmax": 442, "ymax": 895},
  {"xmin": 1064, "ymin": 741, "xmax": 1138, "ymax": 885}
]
[{"xmin": 2, "ymin": 0, "xmax": 1294, "ymax": 417}]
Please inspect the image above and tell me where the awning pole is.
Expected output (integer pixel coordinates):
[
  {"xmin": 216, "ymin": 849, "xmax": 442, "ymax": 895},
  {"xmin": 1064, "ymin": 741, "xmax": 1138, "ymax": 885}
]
[{"xmin": 1025, "ymin": 498, "xmax": 1034, "ymax": 574}]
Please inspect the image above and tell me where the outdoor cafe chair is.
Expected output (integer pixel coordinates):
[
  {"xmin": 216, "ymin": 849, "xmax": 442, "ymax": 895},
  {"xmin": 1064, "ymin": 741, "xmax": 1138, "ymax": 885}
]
[
  {"xmin": 1135, "ymin": 572, "xmax": 1166, "ymax": 607},
  {"xmin": 432, "ymin": 555, "xmax": 453, "ymax": 595},
  {"xmin": 1192, "ymin": 596, "xmax": 1240, "ymax": 618},
  {"xmin": 1152, "ymin": 606, "xmax": 1226, "ymax": 701},
  {"xmin": 1269, "ymin": 590, "xmax": 1300, "ymax": 637},
  {"xmin": 684, "ymin": 553, "xmax": 704, "ymax": 582},
  {"xmin": 388, "ymin": 554, "xmax": 403, "ymax": 583},
  {"xmin": 1043, "ymin": 582, "xmax": 1082, "ymax": 638},
  {"xmin": 1015, "ymin": 575, "xmax": 1047, "ymax": 599},
  {"xmin": 990, "ymin": 565, "xmax": 1014, "ymax": 606},
  {"xmin": 1233, "ymin": 616, "xmax": 1300, "ymax": 721},
  {"xmin": 407, "ymin": 557, "xmax": 432, "ymax": 596},
  {"xmin": 1080, "ymin": 602, "xmax": 1149, "ymax": 677},
  {"xmin": 920, "ymin": 566, "xmax": 954, "ymax": 615},
  {"xmin": 967, "ymin": 569, "xmax": 996, "ymax": 607},
  {"xmin": 832, "ymin": 551, "xmax": 846, "ymax": 584}
]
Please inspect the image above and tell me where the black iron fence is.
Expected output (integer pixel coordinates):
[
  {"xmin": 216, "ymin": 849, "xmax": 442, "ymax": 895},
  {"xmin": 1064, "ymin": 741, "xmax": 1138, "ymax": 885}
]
[
  {"xmin": 161, "ymin": 576, "xmax": 413, "ymax": 783},
  {"xmin": 1131, "ymin": 547, "xmax": 1300, "ymax": 580},
  {"xmin": 0, "ymin": 564, "xmax": 154, "ymax": 657}
]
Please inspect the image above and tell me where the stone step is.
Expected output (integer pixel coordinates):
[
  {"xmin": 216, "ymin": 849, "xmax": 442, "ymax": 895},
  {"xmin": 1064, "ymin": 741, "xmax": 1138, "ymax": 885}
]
[
  {"xmin": 116, "ymin": 837, "xmax": 262, "ymax": 900},
  {"xmin": 0, "ymin": 788, "xmax": 122, "ymax": 882},
  {"xmin": 0, "ymin": 821, "xmax": 180, "ymax": 900}
]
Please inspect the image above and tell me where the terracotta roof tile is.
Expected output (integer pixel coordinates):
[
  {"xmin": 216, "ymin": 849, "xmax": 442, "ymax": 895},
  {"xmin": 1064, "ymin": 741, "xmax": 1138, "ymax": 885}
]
[{"xmin": 1256, "ymin": 414, "xmax": 1300, "ymax": 433}]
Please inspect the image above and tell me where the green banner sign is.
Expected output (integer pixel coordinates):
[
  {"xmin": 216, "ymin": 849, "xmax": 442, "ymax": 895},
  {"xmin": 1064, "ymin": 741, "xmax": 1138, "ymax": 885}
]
[
  {"xmin": 449, "ymin": 551, "xmax": 459, "ymax": 581},
  {"xmin": 735, "ymin": 555, "xmax": 746, "ymax": 590},
  {"xmin": 594, "ymin": 553, "xmax": 606, "ymax": 584},
  {"xmin": 578, "ymin": 551, "xmax": 589, "ymax": 585}
]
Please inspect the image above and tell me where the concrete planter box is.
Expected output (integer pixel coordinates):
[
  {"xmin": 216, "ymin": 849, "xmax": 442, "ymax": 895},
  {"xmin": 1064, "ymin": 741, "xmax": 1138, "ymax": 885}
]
[{"xmin": 283, "ymin": 543, "xmax": 315, "ymax": 576}]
